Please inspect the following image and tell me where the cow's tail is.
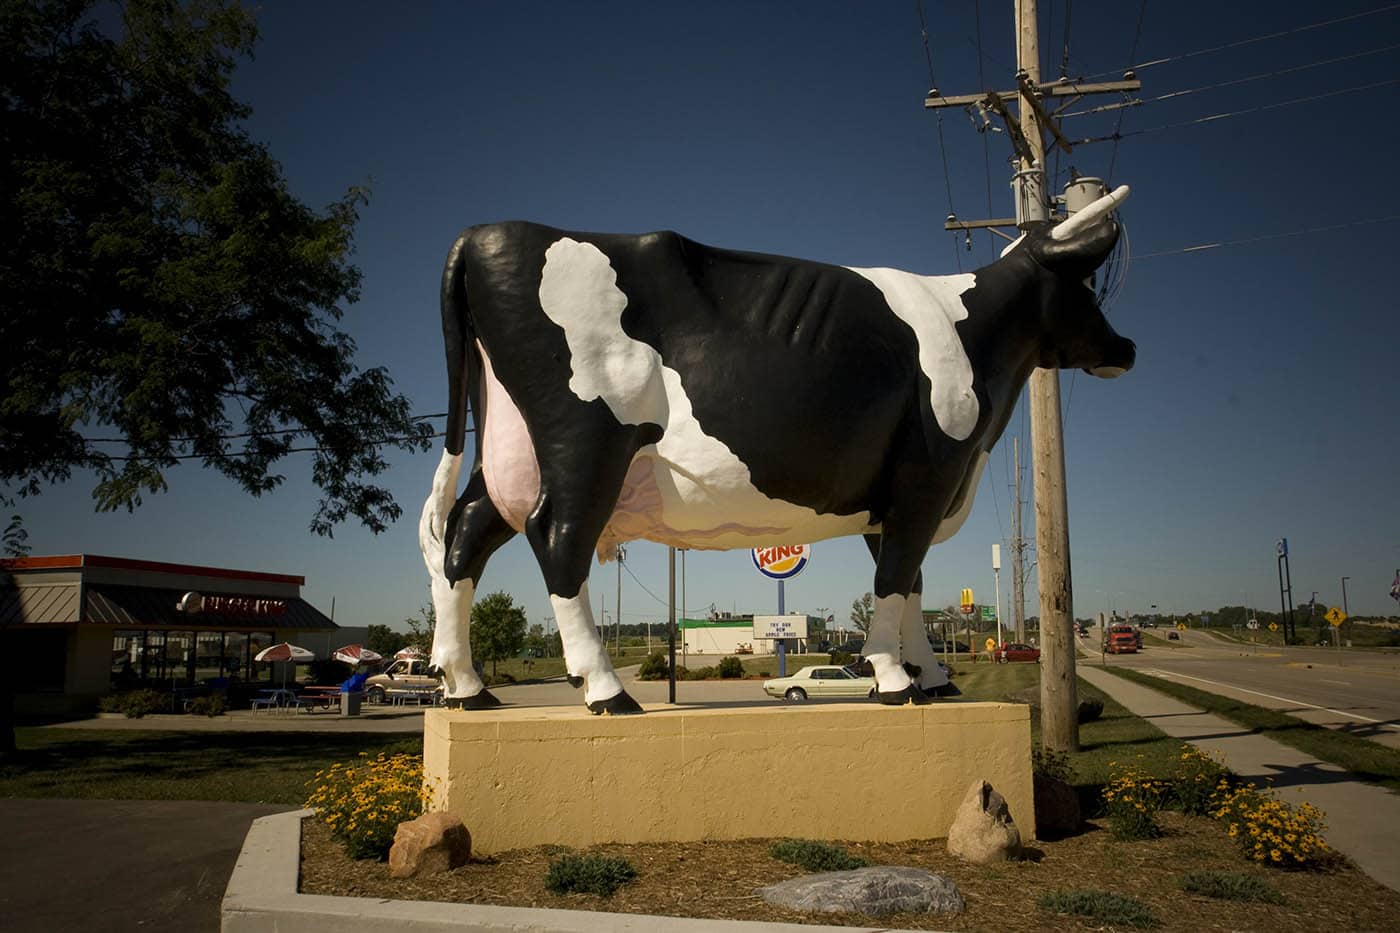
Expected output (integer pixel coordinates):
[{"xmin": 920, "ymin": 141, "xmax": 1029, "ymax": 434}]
[{"xmin": 420, "ymin": 231, "xmax": 480, "ymax": 584}]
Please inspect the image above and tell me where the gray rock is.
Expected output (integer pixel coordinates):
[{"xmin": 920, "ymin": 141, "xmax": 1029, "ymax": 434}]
[
  {"xmin": 946, "ymin": 779, "xmax": 1022, "ymax": 864},
  {"xmin": 760, "ymin": 866, "xmax": 964, "ymax": 916},
  {"xmin": 1034, "ymin": 772, "xmax": 1082, "ymax": 837}
]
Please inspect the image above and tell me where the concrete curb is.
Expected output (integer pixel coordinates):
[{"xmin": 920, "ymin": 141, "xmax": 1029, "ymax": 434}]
[{"xmin": 221, "ymin": 810, "xmax": 943, "ymax": 933}]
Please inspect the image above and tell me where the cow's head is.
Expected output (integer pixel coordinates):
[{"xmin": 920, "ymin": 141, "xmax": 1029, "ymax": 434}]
[{"xmin": 1016, "ymin": 186, "xmax": 1136, "ymax": 378}]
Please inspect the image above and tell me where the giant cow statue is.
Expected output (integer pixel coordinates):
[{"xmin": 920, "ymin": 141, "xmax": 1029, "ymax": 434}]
[{"xmin": 420, "ymin": 186, "xmax": 1135, "ymax": 714}]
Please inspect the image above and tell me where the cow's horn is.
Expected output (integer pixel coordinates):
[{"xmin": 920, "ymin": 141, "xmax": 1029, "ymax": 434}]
[{"xmin": 1049, "ymin": 185, "xmax": 1130, "ymax": 241}]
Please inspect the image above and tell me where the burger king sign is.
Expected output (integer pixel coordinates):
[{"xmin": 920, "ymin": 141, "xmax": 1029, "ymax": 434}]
[{"xmin": 751, "ymin": 544, "xmax": 811, "ymax": 581}]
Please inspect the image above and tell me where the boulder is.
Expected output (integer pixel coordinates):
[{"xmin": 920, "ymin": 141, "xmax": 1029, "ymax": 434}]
[
  {"xmin": 388, "ymin": 811, "xmax": 472, "ymax": 878},
  {"xmin": 1033, "ymin": 772, "xmax": 1082, "ymax": 838},
  {"xmin": 760, "ymin": 866, "xmax": 964, "ymax": 916},
  {"xmin": 946, "ymin": 780, "xmax": 1022, "ymax": 864}
]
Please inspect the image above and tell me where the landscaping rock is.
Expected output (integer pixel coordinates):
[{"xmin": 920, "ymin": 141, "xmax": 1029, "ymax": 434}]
[
  {"xmin": 388, "ymin": 812, "xmax": 471, "ymax": 878},
  {"xmin": 760, "ymin": 866, "xmax": 964, "ymax": 916},
  {"xmin": 1034, "ymin": 772, "xmax": 1082, "ymax": 838},
  {"xmin": 947, "ymin": 779, "xmax": 1022, "ymax": 864}
]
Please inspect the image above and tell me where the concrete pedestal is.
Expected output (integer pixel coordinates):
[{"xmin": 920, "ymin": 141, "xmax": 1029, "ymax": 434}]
[{"xmin": 424, "ymin": 701, "xmax": 1033, "ymax": 855}]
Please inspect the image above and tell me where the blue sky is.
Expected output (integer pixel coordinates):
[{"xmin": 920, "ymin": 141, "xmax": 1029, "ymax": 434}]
[{"xmin": 20, "ymin": 1, "xmax": 1400, "ymax": 629}]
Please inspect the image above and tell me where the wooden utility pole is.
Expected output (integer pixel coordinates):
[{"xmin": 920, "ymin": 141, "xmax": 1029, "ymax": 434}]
[{"xmin": 926, "ymin": 2, "xmax": 1138, "ymax": 753}]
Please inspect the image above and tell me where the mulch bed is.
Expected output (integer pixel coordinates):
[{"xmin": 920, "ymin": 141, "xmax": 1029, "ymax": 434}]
[{"xmin": 300, "ymin": 811, "xmax": 1400, "ymax": 931}]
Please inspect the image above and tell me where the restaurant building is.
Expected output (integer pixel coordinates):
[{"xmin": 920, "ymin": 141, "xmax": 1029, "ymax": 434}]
[{"xmin": 0, "ymin": 553, "xmax": 361, "ymax": 713}]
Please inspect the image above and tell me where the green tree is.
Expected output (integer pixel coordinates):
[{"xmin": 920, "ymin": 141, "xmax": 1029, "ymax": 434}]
[
  {"xmin": 365, "ymin": 623, "xmax": 406, "ymax": 658},
  {"xmin": 850, "ymin": 592, "xmax": 874, "ymax": 635},
  {"xmin": 1, "ymin": 0, "xmax": 430, "ymax": 534},
  {"xmin": 404, "ymin": 601, "xmax": 435, "ymax": 656},
  {"xmin": 470, "ymin": 591, "xmax": 527, "ymax": 676}
]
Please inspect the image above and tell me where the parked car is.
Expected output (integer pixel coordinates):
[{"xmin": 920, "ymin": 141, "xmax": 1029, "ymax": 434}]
[
  {"xmin": 763, "ymin": 665, "xmax": 875, "ymax": 701},
  {"xmin": 363, "ymin": 658, "xmax": 442, "ymax": 704},
  {"xmin": 992, "ymin": 642, "xmax": 1041, "ymax": 663},
  {"xmin": 1167, "ymin": 631, "xmax": 1180, "ymax": 641}
]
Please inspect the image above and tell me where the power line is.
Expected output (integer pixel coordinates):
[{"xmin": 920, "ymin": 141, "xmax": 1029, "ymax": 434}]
[
  {"xmin": 1107, "ymin": 0, "xmax": 1149, "ymax": 185},
  {"xmin": 95, "ymin": 431, "xmax": 446, "ymax": 462},
  {"xmin": 1064, "ymin": 43, "xmax": 1400, "ymax": 118},
  {"xmin": 86, "ymin": 411, "xmax": 450, "ymax": 444},
  {"xmin": 918, "ymin": 0, "xmax": 961, "ymax": 271},
  {"xmin": 1133, "ymin": 214, "xmax": 1400, "ymax": 259},
  {"xmin": 1083, "ymin": 3, "xmax": 1400, "ymax": 79},
  {"xmin": 622, "ymin": 557, "xmax": 671, "ymax": 609},
  {"xmin": 1073, "ymin": 78, "xmax": 1400, "ymax": 145}
]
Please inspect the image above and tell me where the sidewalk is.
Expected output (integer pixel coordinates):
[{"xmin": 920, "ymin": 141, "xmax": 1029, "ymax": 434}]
[{"xmin": 1079, "ymin": 662, "xmax": 1400, "ymax": 893}]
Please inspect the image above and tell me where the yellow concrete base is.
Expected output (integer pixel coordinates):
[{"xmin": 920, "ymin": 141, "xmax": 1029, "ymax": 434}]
[{"xmin": 424, "ymin": 701, "xmax": 1033, "ymax": 854}]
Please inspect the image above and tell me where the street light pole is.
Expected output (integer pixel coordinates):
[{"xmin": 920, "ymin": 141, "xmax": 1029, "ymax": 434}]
[{"xmin": 1341, "ymin": 576, "xmax": 1350, "ymax": 616}]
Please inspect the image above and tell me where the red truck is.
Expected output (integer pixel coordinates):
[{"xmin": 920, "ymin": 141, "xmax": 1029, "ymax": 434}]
[{"xmin": 1105, "ymin": 624, "xmax": 1139, "ymax": 654}]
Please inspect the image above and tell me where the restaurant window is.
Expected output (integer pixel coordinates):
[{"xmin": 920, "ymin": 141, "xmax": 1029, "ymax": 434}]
[
  {"xmin": 195, "ymin": 631, "xmax": 228, "ymax": 682},
  {"xmin": 247, "ymin": 631, "xmax": 275, "ymax": 683}
]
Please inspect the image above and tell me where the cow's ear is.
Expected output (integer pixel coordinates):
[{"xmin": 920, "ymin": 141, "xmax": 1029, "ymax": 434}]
[{"xmin": 1030, "ymin": 219, "xmax": 1119, "ymax": 277}]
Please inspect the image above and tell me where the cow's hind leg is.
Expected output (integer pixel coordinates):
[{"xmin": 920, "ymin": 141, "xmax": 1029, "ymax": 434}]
[
  {"xmin": 420, "ymin": 454, "xmax": 516, "ymax": 708},
  {"xmin": 862, "ymin": 532, "xmax": 959, "ymax": 699},
  {"xmin": 526, "ymin": 428, "xmax": 652, "ymax": 715}
]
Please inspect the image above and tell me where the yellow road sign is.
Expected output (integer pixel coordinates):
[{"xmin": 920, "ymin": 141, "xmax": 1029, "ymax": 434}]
[
  {"xmin": 1268, "ymin": 622, "xmax": 1279, "ymax": 632},
  {"xmin": 1176, "ymin": 622, "xmax": 1187, "ymax": 631},
  {"xmin": 1325, "ymin": 607, "xmax": 1347, "ymax": 627}
]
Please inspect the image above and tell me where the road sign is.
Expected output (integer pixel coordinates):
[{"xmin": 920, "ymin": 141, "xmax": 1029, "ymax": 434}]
[
  {"xmin": 1176, "ymin": 622, "xmax": 1187, "ymax": 631},
  {"xmin": 960, "ymin": 588, "xmax": 974, "ymax": 614},
  {"xmin": 981, "ymin": 605, "xmax": 997, "ymax": 622},
  {"xmin": 1325, "ymin": 607, "xmax": 1347, "ymax": 627},
  {"xmin": 1268, "ymin": 622, "xmax": 1279, "ymax": 632},
  {"xmin": 1247, "ymin": 620, "xmax": 1259, "ymax": 630}
]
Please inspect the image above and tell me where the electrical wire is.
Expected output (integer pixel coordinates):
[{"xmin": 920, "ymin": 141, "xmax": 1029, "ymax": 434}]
[
  {"xmin": 94, "ymin": 431, "xmax": 447, "ymax": 462},
  {"xmin": 1062, "ymin": 43, "xmax": 1400, "ymax": 118},
  {"xmin": 974, "ymin": 0, "xmax": 997, "ymax": 256},
  {"xmin": 1082, "ymin": 3, "xmax": 1400, "ymax": 80},
  {"xmin": 919, "ymin": 0, "xmax": 962, "ymax": 271},
  {"xmin": 1074, "ymin": 77, "xmax": 1400, "ymax": 145},
  {"xmin": 1107, "ymin": 0, "xmax": 1149, "ymax": 185},
  {"xmin": 622, "ymin": 557, "xmax": 672, "ymax": 609},
  {"xmin": 1133, "ymin": 214, "xmax": 1400, "ymax": 259}
]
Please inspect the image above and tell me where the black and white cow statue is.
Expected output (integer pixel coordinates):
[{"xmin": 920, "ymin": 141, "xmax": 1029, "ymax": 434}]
[{"xmin": 419, "ymin": 186, "xmax": 1135, "ymax": 714}]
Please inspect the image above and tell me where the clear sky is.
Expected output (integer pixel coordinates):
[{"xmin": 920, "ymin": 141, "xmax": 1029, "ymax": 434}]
[{"xmin": 18, "ymin": 0, "xmax": 1400, "ymax": 632}]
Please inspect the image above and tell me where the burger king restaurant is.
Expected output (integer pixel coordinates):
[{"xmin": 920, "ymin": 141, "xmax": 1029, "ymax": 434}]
[{"xmin": 0, "ymin": 553, "xmax": 355, "ymax": 713}]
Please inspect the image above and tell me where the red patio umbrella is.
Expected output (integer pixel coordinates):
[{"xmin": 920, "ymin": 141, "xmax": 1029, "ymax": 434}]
[
  {"xmin": 253, "ymin": 642, "xmax": 315, "ymax": 688},
  {"xmin": 332, "ymin": 644, "xmax": 383, "ymax": 666},
  {"xmin": 394, "ymin": 646, "xmax": 426, "ymax": 660}
]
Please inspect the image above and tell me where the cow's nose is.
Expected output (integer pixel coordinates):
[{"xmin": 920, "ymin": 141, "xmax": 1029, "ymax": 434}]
[{"xmin": 1086, "ymin": 337, "xmax": 1135, "ymax": 378}]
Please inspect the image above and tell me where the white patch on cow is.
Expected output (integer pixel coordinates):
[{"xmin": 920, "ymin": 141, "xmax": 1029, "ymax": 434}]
[
  {"xmin": 846, "ymin": 266, "xmax": 979, "ymax": 442},
  {"xmin": 478, "ymin": 341, "xmax": 541, "ymax": 532},
  {"xmin": 551, "ymin": 582, "xmax": 624, "ymax": 705},
  {"xmin": 417, "ymin": 450, "xmax": 487, "ymax": 700},
  {"xmin": 419, "ymin": 449, "xmax": 461, "ymax": 579},
  {"xmin": 899, "ymin": 593, "xmax": 949, "ymax": 690},
  {"xmin": 537, "ymin": 237, "xmax": 874, "ymax": 557},
  {"xmin": 931, "ymin": 449, "xmax": 989, "ymax": 545},
  {"xmin": 863, "ymin": 593, "xmax": 913, "ymax": 694}
]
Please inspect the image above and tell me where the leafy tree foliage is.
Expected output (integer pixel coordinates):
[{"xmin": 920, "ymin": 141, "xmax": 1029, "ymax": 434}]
[
  {"xmin": 365, "ymin": 623, "xmax": 407, "ymax": 658},
  {"xmin": 0, "ymin": 0, "xmax": 430, "ymax": 534},
  {"xmin": 849, "ymin": 591, "xmax": 873, "ymax": 635},
  {"xmin": 469, "ymin": 590, "xmax": 527, "ymax": 676},
  {"xmin": 403, "ymin": 600, "xmax": 435, "ymax": 655}
]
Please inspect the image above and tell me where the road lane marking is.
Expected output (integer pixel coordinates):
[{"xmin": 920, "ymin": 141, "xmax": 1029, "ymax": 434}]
[
  {"xmin": 1138, "ymin": 669, "xmax": 1400, "ymax": 731},
  {"xmin": 1321, "ymin": 679, "xmax": 1351, "ymax": 686}
]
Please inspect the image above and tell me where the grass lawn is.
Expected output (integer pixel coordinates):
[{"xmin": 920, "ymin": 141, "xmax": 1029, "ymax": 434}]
[
  {"xmin": 1101, "ymin": 666, "xmax": 1400, "ymax": 793},
  {"xmin": 0, "ymin": 728, "xmax": 422, "ymax": 804}
]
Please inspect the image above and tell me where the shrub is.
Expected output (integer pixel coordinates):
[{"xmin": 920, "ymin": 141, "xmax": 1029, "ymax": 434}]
[
  {"xmin": 1031, "ymin": 745, "xmax": 1073, "ymax": 783},
  {"xmin": 304, "ymin": 752, "xmax": 433, "ymax": 860},
  {"xmin": 544, "ymin": 852, "xmax": 637, "ymax": 897},
  {"xmin": 829, "ymin": 651, "xmax": 855, "ymax": 666},
  {"xmin": 188, "ymin": 695, "xmax": 225, "ymax": 717},
  {"xmin": 717, "ymin": 656, "xmax": 744, "ymax": 678},
  {"xmin": 1211, "ymin": 780, "xmax": 1332, "ymax": 869},
  {"xmin": 1171, "ymin": 748, "xmax": 1226, "ymax": 816},
  {"xmin": 768, "ymin": 839, "xmax": 870, "ymax": 872},
  {"xmin": 637, "ymin": 652, "xmax": 669, "ymax": 680},
  {"xmin": 1039, "ymin": 889, "xmax": 1158, "ymax": 928},
  {"xmin": 1076, "ymin": 697, "xmax": 1104, "ymax": 723},
  {"xmin": 1102, "ymin": 759, "xmax": 1165, "ymax": 840},
  {"xmin": 100, "ymin": 689, "xmax": 167, "ymax": 719},
  {"xmin": 1178, "ymin": 869, "xmax": 1285, "ymax": 904}
]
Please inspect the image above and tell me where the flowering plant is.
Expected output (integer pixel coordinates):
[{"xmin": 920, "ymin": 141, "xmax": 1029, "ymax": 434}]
[
  {"xmin": 1211, "ymin": 779, "xmax": 1331, "ymax": 869},
  {"xmin": 1102, "ymin": 758, "xmax": 1165, "ymax": 840},
  {"xmin": 305, "ymin": 752, "xmax": 433, "ymax": 859},
  {"xmin": 1171, "ymin": 747, "xmax": 1226, "ymax": 816}
]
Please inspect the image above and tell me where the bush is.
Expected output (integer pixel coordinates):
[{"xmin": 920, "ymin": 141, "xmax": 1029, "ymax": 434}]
[
  {"xmin": 1102, "ymin": 759, "xmax": 1165, "ymax": 840},
  {"xmin": 768, "ymin": 839, "xmax": 870, "ymax": 872},
  {"xmin": 1178, "ymin": 869, "xmax": 1285, "ymax": 904},
  {"xmin": 188, "ymin": 695, "xmax": 225, "ymax": 717},
  {"xmin": 637, "ymin": 653, "xmax": 669, "ymax": 680},
  {"xmin": 1032, "ymin": 745, "xmax": 1073, "ymax": 783},
  {"xmin": 1039, "ymin": 889, "xmax": 1158, "ymax": 928},
  {"xmin": 99, "ymin": 689, "xmax": 167, "ymax": 719},
  {"xmin": 1076, "ymin": 697, "xmax": 1104, "ymax": 723},
  {"xmin": 1211, "ymin": 780, "xmax": 1332, "ymax": 869},
  {"xmin": 1171, "ymin": 748, "xmax": 1225, "ymax": 816},
  {"xmin": 304, "ymin": 752, "xmax": 433, "ymax": 860},
  {"xmin": 717, "ymin": 656, "xmax": 744, "ymax": 678},
  {"xmin": 829, "ymin": 651, "xmax": 855, "ymax": 666},
  {"xmin": 544, "ymin": 852, "xmax": 637, "ymax": 897}
]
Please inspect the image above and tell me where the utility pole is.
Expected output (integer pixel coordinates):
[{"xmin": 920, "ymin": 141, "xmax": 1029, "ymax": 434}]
[{"xmin": 925, "ymin": 0, "xmax": 1139, "ymax": 755}]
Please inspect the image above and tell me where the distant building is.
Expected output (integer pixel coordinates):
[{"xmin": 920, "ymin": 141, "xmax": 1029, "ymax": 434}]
[{"xmin": 0, "ymin": 553, "xmax": 359, "ymax": 713}]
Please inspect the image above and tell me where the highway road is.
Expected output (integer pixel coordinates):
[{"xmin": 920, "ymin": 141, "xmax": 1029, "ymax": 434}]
[{"xmin": 1089, "ymin": 627, "xmax": 1400, "ymax": 749}]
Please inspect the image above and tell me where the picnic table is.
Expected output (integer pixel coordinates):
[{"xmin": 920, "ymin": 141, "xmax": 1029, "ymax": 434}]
[{"xmin": 298, "ymin": 686, "xmax": 342, "ymax": 712}]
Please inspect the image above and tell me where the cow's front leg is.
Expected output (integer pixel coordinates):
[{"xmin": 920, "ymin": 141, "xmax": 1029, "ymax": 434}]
[{"xmin": 899, "ymin": 592, "xmax": 960, "ymax": 697}]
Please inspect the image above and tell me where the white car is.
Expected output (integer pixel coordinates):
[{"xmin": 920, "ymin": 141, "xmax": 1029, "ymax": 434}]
[{"xmin": 763, "ymin": 665, "xmax": 876, "ymax": 701}]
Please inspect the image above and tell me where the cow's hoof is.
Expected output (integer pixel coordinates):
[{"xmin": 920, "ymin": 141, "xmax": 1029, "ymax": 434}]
[
  {"xmin": 923, "ymin": 681, "xmax": 962, "ymax": 698},
  {"xmin": 444, "ymin": 689, "xmax": 502, "ymax": 710},
  {"xmin": 566, "ymin": 674, "xmax": 584, "ymax": 689},
  {"xmin": 902, "ymin": 661, "xmax": 923, "ymax": 679},
  {"xmin": 586, "ymin": 690, "xmax": 644, "ymax": 716},
  {"xmin": 877, "ymin": 684, "xmax": 932, "ymax": 706}
]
